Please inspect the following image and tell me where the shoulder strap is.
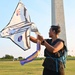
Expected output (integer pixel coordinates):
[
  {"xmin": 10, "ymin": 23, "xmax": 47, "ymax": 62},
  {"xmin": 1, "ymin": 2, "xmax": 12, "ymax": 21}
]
[{"xmin": 51, "ymin": 38, "xmax": 64, "ymax": 46}]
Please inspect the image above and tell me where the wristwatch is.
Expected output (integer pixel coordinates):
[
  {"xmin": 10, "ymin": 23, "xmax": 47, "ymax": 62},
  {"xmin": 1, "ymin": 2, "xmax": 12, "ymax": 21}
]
[{"xmin": 42, "ymin": 40, "xmax": 45, "ymax": 44}]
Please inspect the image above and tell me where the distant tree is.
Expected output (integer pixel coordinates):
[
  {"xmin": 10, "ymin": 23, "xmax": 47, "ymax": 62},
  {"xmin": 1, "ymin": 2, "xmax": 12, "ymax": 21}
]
[
  {"xmin": 2, "ymin": 54, "xmax": 14, "ymax": 59},
  {"xmin": 68, "ymin": 55, "xmax": 72, "ymax": 57},
  {"xmin": 18, "ymin": 56, "xmax": 23, "ymax": 60}
]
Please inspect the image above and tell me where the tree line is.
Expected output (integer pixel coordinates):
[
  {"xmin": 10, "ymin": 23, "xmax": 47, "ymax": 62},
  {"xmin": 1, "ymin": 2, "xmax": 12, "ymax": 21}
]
[
  {"xmin": 0, "ymin": 54, "xmax": 23, "ymax": 61},
  {"xmin": 0, "ymin": 54, "xmax": 75, "ymax": 61}
]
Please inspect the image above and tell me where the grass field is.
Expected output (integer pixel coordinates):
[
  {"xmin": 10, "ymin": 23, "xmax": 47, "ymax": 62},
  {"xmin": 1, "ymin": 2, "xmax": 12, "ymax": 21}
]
[{"xmin": 0, "ymin": 60, "xmax": 75, "ymax": 75}]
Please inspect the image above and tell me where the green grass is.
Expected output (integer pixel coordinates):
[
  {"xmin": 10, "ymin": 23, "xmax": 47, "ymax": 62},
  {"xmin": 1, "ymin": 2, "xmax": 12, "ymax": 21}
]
[
  {"xmin": 65, "ymin": 60, "xmax": 75, "ymax": 75},
  {"xmin": 0, "ymin": 60, "xmax": 43, "ymax": 75},
  {"xmin": 0, "ymin": 60, "xmax": 75, "ymax": 75}
]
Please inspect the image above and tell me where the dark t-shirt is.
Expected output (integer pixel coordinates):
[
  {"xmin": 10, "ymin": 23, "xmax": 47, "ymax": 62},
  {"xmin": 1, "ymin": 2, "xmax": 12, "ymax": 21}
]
[
  {"xmin": 44, "ymin": 38, "xmax": 64, "ymax": 58},
  {"xmin": 43, "ymin": 38, "xmax": 65, "ymax": 72}
]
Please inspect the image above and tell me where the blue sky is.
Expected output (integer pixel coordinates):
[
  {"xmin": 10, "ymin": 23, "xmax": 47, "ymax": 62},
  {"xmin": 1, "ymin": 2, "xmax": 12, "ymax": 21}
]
[{"xmin": 0, "ymin": 0, "xmax": 75, "ymax": 57}]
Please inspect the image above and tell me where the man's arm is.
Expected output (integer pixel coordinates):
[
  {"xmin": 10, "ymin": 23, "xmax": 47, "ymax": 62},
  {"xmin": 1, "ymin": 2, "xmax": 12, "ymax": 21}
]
[
  {"xmin": 38, "ymin": 35, "xmax": 64, "ymax": 53},
  {"xmin": 30, "ymin": 36, "xmax": 37, "ymax": 43}
]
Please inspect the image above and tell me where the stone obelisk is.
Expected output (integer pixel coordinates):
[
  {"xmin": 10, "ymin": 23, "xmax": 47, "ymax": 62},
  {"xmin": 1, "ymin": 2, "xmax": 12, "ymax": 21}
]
[{"xmin": 51, "ymin": 0, "xmax": 67, "ymax": 45}]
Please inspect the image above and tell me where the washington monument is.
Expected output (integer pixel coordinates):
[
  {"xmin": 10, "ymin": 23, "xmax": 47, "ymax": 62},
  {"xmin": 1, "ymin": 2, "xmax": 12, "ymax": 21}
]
[{"xmin": 51, "ymin": 0, "xmax": 67, "ymax": 45}]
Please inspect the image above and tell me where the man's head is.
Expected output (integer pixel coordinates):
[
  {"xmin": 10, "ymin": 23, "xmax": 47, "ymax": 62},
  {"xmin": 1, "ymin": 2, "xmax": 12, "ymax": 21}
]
[{"xmin": 49, "ymin": 25, "xmax": 61, "ymax": 37}]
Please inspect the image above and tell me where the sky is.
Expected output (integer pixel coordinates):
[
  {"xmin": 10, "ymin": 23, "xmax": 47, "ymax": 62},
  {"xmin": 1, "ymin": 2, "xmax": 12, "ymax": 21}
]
[{"xmin": 0, "ymin": 0, "xmax": 75, "ymax": 58}]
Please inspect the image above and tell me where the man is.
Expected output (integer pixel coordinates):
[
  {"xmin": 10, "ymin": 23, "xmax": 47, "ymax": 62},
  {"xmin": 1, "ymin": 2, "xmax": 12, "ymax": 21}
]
[{"xmin": 30, "ymin": 25, "xmax": 65, "ymax": 75}]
